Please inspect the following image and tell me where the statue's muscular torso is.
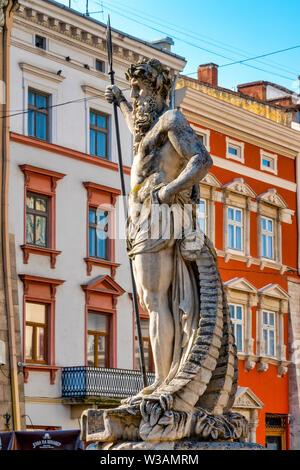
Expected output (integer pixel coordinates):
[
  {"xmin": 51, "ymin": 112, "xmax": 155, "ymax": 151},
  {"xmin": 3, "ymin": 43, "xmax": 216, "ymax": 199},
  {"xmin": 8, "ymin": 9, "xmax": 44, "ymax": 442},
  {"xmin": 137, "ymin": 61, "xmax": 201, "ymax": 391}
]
[{"xmin": 130, "ymin": 109, "xmax": 188, "ymax": 203}]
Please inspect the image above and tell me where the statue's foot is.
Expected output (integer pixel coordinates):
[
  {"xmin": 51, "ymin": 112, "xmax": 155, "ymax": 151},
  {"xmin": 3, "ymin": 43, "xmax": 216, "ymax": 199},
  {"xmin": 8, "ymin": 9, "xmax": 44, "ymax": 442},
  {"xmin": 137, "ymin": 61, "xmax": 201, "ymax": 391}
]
[
  {"xmin": 120, "ymin": 380, "xmax": 163, "ymax": 406},
  {"xmin": 140, "ymin": 379, "xmax": 163, "ymax": 395},
  {"xmin": 120, "ymin": 393, "xmax": 143, "ymax": 406}
]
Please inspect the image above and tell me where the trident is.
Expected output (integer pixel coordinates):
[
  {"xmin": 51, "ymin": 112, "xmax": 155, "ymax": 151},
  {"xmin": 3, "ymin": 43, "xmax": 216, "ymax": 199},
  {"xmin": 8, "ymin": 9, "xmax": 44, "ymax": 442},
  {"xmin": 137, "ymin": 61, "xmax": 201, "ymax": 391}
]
[{"xmin": 106, "ymin": 16, "xmax": 148, "ymax": 388}]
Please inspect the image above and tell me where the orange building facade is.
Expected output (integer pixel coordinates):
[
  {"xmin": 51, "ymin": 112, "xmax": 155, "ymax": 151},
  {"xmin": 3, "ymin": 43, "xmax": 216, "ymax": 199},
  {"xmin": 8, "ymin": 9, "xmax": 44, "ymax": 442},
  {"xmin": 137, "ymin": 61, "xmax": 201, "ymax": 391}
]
[{"xmin": 176, "ymin": 68, "xmax": 300, "ymax": 449}]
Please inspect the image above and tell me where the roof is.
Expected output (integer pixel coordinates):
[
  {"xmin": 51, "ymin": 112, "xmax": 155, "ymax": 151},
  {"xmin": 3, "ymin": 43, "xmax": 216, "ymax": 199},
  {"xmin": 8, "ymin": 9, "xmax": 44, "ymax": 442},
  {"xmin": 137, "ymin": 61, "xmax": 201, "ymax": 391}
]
[{"xmin": 237, "ymin": 80, "xmax": 295, "ymax": 96}]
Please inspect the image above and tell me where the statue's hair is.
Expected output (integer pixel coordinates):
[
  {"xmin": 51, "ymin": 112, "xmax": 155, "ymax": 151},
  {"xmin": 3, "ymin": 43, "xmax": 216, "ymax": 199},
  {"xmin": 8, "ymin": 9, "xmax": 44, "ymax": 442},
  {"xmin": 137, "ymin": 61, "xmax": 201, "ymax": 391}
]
[{"xmin": 125, "ymin": 59, "xmax": 173, "ymax": 100}]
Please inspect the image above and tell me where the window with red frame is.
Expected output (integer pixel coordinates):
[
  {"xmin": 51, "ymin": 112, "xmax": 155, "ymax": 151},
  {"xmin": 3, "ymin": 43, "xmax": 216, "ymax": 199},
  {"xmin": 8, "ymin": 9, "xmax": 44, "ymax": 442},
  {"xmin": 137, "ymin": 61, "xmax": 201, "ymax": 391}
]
[
  {"xmin": 87, "ymin": 312, "xmax": 110, "ymax": 368},
  {"xmin": 25, "ymin": 302, "xmax": 48, "ymax": 364},
  {"xmin": 26, "ymin": 192, "xmax": 50, "ymax": 248}
]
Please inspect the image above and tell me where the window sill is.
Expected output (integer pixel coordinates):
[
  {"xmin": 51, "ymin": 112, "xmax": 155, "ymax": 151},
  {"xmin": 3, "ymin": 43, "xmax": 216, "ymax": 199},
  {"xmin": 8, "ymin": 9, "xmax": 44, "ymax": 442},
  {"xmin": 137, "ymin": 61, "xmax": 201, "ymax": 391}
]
[
  {"xmin": 218, "ymin": 250, "xmax": 288, "ymax": 272},
  {"xmin": 21, "ymin": 245, "xmax": 61, "ymax": 268},
  {"xmin": 84, "ymin": 257, "xmax": 120, "ymax": 278},
  {"xmin": 23, "ymin": 364, "xmax": 61, "ymax": 385},
  {"xmin": 257, "ymin": 357, "xmax": 289, "ymax": 377}
]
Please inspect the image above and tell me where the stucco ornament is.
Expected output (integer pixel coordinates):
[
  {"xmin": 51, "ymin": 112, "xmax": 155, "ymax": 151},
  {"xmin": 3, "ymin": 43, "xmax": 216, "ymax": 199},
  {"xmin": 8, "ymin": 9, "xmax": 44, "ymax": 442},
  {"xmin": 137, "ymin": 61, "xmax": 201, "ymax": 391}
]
[
  {"xmin": 0, "ymin": 0, "xmax": 9, "ymax": 28},
  {"xmin": 81, "ymin": 59, "xmax": 249, "ymax": 447}
]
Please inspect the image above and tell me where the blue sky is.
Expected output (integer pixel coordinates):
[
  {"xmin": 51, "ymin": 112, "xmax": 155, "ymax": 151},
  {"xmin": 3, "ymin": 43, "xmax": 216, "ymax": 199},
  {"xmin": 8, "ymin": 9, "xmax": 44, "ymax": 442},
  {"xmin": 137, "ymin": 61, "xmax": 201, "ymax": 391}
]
[{"xmin": 57, "ymin": 0, "xmax": 300, "ymax": 93}]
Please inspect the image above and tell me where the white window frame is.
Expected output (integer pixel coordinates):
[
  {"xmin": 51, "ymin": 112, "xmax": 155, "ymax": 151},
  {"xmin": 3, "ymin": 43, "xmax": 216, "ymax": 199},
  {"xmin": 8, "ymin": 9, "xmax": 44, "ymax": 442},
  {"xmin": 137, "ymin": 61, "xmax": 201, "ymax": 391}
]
[
  {"xmin": 229, "ymin": 303, "xmax": 244, "ymax": 352},
  {"xmin": 262, "ymin": 310, "xmax": 276, "ymax": 357},
  {"xmin": 261, "ymin": 216, "xmax": 274, "ymax": 260},
  {"xmin": 227, "ymin": 206, "xmax": 244, "ymax": 253},
  {"xmin": 226, "ymin": 137, "xmax": 245, "ymax": 163},
  {"xmin": 260, "ymin": 150, "xmax": 278, "ymax": 175},
  {"xmin": 190, "ymin": 124, "xmax": 210, "ymax": 151},
  {"xmin": 197, "ymin": 198, "xmax": 207, "ymax": 234}
]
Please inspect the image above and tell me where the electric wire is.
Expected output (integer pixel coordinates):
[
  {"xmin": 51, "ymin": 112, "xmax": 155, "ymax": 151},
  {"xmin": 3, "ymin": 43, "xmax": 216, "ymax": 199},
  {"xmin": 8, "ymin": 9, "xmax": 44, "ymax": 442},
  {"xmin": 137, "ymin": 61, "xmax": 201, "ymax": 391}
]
[
  {"xmin": 95, "ymin": 2, "xmax": 297, "ymax": 82},
  {"xmin": 97, "ymin": 0, "xmax": 299, "ymax": 77}
]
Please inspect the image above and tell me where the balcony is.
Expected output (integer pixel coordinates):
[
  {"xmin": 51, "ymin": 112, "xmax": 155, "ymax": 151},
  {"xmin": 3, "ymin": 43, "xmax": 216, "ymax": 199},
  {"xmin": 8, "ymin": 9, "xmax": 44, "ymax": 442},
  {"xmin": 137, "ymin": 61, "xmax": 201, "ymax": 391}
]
[{"xmin": 61, "ymin": 366, "xmax": 155, "ymax": 400}]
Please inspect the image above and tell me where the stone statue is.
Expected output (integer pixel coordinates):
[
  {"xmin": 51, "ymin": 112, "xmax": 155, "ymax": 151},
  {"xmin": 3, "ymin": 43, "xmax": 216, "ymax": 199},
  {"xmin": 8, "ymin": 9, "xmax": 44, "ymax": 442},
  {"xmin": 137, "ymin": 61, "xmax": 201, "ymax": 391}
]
[{"xmin": 81, "ymin": 59, "xmax": 250, "ymax": 449}]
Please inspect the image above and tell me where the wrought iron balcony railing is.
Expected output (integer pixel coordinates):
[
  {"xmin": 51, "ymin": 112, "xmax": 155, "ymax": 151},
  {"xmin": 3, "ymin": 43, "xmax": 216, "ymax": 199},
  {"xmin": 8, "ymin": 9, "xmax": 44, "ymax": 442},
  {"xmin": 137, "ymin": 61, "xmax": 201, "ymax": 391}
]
[{"xmin": 61, "ymin": 366, "xmax": 155, "ymax": 399}]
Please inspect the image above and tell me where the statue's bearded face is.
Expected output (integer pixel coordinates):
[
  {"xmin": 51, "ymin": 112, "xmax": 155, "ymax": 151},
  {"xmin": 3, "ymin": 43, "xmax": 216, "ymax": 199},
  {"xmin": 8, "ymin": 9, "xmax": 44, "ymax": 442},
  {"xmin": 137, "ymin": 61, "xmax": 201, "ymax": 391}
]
[{"xmin": 130, "ymin": 78, "xmax": 162, "ymax": 137}]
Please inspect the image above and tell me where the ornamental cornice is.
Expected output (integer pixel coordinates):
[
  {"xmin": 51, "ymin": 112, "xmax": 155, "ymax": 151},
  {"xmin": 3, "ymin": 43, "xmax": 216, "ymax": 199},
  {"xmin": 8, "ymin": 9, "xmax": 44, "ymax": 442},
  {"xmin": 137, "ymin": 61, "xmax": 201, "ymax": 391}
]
[
  {"xmin": 176, "ymin": 87, "xmax": 300, "ymax": 158},
  {"xmin": 15, "ymin": 2, "xmax": 185, "ymax": 73}
]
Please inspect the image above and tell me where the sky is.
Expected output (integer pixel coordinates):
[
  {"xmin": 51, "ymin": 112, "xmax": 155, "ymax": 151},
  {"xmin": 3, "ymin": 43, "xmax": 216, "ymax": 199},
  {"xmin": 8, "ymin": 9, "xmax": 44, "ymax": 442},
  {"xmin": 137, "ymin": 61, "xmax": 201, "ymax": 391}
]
[{"xmin": 56, "ymin": 0, "xmax": 300, "ymax": 93}]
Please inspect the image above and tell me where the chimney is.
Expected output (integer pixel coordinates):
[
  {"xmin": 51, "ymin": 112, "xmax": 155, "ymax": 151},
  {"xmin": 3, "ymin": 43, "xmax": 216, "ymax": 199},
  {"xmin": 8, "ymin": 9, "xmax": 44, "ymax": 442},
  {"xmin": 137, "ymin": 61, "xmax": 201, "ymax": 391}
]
[
  {"xmin": 151, "ymin": 37, "xmax": 174, "ymax": 52},
  {"xmin": 197, "ymin": 63, "xmax": 218, "ymax": 87}
]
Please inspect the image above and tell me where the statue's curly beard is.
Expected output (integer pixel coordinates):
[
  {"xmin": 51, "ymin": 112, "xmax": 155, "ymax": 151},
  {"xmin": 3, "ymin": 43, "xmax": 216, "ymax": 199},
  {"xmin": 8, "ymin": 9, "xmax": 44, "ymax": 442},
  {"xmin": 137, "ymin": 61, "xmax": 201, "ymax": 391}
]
[{"xmin": 133, "ymin": 95, "xmax": 159, "ymax": 149}]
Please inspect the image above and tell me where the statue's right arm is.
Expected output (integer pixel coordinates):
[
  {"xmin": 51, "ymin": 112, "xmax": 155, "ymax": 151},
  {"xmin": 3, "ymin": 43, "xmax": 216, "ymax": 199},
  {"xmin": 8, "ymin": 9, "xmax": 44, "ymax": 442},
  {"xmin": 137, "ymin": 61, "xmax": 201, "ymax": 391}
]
[{"xmin": 105, "ymin": 85, "xmax": 135, "ymax": 134}]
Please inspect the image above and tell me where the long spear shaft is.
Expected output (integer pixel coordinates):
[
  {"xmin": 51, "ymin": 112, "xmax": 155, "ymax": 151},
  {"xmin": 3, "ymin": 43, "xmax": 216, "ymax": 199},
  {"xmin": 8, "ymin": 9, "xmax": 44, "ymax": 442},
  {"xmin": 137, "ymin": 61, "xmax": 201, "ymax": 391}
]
[{"xmin": 106, "ymin": 17, "xmax": 147, "ymax": 388}]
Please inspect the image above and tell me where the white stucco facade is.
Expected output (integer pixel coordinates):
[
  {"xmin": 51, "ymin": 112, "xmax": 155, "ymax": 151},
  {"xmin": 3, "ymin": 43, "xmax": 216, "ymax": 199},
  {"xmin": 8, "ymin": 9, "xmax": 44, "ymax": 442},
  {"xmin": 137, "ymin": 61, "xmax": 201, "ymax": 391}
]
[{"xmin": 9, "ymin": 0, "xmax": 186, "ymax": 430}]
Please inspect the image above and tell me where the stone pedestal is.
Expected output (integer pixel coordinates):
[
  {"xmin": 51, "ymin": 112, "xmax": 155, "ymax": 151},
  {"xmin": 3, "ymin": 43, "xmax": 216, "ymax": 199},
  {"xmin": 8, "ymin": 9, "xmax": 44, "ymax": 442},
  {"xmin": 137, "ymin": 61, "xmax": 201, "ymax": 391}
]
[{"xmin": 91, "ymin": 439, "xmax": 265, "ymax": 450}]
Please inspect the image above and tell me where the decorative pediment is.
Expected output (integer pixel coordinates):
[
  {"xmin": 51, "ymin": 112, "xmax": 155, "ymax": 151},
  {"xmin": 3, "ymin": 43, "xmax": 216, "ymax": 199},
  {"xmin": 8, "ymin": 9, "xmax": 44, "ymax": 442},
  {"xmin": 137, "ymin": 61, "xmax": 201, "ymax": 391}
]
[
  {"xmin": 233, "ymin": 387, "xmax": 264, "ymax": 410},
  {"xmin": 81, "ymin": 275, "xmax": 125, "ymax": 297},
  {"xmin": 257, "ymin": 188, "xmax": 287, "ymax": 209},
  {"xmin": 258, "ymin": 283, "xmax": 289, "ymax": 300},
  {"xmin": 224, "ymin": 277, "xmax": 257, "ymax": 294},
  {"xmin": 200, "ymin": 172, "xmax": 222, "ymax": 188},
  {"xmin": 222, "ymin": 178, "xmax": 256, "ymax": 198}
]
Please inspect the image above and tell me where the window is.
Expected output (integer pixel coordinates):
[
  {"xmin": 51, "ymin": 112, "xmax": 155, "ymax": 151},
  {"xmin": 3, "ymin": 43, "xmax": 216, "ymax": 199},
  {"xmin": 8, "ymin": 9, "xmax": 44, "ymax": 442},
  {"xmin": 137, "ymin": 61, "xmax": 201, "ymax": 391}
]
[
  {"xmin": 190, "ymin": 125, "xmax": 210, "ymax": 151},
  {"xmin": 90, "ymin": 110, "xmax": 109, "ymax": 158},
  {"xmin": 26, "ymin": 192, "xmax": 49, "ymax": 248},
  {"xmin": 25, "ymin": 302, "xmax": 48, "ymax": 364},
  {"xmin": 226, "ymin": 138, "xmax": 244, "ymax": 163},
  {"xmin": 265, "ymin": 414, "xmax": 287, "ymax": 450},
  {"xmin": 227, "ymin": 207, "xmax": 243, "ymax": 251},
  {"xmin": 262, "ymin": 310, "xmax": 276, "ymax": 357},
  {"xmin": 87, "ymin": 312, "xmax": 110, "ymax": 368},
  {"xmin": 28, "ymin": 90, "xmax": 49, "ymax": 141},
  {"xmin": 197, "ymin": 199, "xmax": 207, "ymax": 234},
  {"xmin": 260, "ymin": 151, "xmax": 277, "ymax": 175},
  {"xmin": 35, "ymin": 35, "xmax": 46, "ymax": 50},
  {"xmin": 261, "ymin": 216, "xmax": 274, "ymax": 259},
  {"xmin": 135, "ymin": 318, "xmax": 154, "ymax": 373},
  {"xmin": 88, "ymin": 207, "xmax": 109, "ymax": 259},
  {"xmin": 95, "ymin": 59, "xmax": 105, "ymax": 73},
  {"xmin": 229, "ymin": 304, "xmax": 243, "ymax": 351}
]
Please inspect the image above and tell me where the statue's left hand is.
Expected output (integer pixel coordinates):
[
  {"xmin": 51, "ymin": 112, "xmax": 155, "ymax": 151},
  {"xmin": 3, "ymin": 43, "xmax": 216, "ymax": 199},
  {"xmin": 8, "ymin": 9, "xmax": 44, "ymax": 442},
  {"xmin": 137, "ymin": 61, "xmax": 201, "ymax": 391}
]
[{"xmin": 157, "ymin": 185, "xmax": 175, "ymax": 205}]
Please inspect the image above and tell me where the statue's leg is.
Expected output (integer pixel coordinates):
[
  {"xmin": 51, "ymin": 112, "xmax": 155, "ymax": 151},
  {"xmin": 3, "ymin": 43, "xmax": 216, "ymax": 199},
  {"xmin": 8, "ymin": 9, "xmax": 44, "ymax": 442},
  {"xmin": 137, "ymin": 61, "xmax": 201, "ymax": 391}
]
[{"xmin": 133, "ymin": 247, "xmax": 174, "ymax": 394}]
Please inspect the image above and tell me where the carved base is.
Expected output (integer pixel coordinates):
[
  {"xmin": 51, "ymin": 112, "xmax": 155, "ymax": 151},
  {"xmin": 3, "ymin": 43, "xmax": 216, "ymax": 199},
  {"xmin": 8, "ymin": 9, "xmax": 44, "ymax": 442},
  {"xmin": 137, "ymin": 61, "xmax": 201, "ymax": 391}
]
[
  {"xmin": 93, "ymin": 439, "xmax": 265, "ymax": 451},
  {"xmin": 81, "ymin": 405, "xmax": 249, "ymax": 446}
]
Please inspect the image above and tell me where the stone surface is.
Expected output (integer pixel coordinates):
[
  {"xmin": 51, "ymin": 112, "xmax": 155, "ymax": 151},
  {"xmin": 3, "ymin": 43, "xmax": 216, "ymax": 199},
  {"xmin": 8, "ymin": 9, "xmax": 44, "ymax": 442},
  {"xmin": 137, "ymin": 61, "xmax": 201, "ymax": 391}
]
[
  {"xmin": 81, "ymin": 58, "xmax": 247, "ymax": 446},
  {"xmin": 94, "ymin": 439, "xmax": 265, "ymax": 451}
]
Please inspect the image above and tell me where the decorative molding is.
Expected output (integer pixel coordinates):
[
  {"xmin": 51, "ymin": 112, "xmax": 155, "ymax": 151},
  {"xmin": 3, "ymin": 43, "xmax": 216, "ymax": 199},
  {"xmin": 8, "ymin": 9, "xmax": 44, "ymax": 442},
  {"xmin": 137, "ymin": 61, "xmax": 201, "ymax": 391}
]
[
  {"xmin": 257, "ymin": 188, "xmax": 287, "ymax": 209},
  {"xmin": 14, "ymin": 1, "xmax": 185, "ymax": 74},
  {"xmin": 19, "ymin": 274, "xmax": 65, "ymax": 299},
  {"xmin": 233, "ymin": 387, "xmax": 264, "ymax": 410},
  {"xmin": 21, "ymin": 245, "xmax": 61, "ymax": 268},
  {"xmin": 224, "ymin": 277, "xmax": 257, "ymax": 295},
  {"xmin": 19, "ymin": 164, "xmax": 66, "ymax": 193},
  {"xmin": 200, "ymin": 172, "xmax": 221, "ymax": 188},
  {"xmin": 257, "ymin": 360, "xmax": 269, "ymax": 373},
  {"xmin": 11, "ymin": 133, "xmax": 131, "ymax": 175},
  {"xmin": 81, "ymin": 274, "xmax": 125, "ymax": 301},
  {"xmin": 223, "ymin": 178, "xmax": 256, "ymax": 199},
  {"xmin": 23, "ymin": 364, "xmax": 61, "ymax": 385},
  {"xmin": 19, "ymin": 62, "xmax": 65, "ymax": 83},
  {"xmin": 176, "ymin": 85, "xmax": 300, "ymax": 158},
  {"xmin": 258, "ymin": 283, "xmax": 289, "ymax": 302},
  {"xmin": 84, "ymin": 257, "xmax": 120, "ymax": 278},
  {"xmin": 81, "ymin": 84, "xmax": 105, "ymax": 99}
]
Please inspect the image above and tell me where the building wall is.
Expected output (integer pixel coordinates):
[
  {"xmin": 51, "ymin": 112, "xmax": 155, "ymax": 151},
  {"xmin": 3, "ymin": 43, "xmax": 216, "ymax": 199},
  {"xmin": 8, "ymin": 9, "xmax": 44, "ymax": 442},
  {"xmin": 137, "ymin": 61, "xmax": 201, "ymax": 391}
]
[
  {"xmin": 8, "ymin": 0, "xmax": 185, "ymax": 431},
  {"xmin": 180, "ymin": 94, "xmax": 300, "ymax": 448}
]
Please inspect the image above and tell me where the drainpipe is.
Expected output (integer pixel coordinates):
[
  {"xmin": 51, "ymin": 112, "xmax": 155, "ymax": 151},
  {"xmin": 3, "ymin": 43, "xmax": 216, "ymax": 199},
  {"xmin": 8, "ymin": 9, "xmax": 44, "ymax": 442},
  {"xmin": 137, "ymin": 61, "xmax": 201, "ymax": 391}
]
[
  {"xmin": 1, "ymin": 0, "xmax": 21, "ymax": 431},
  {"xmin": 296, "ymin": 152, "xmax": 300, "ymax": 276}
]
